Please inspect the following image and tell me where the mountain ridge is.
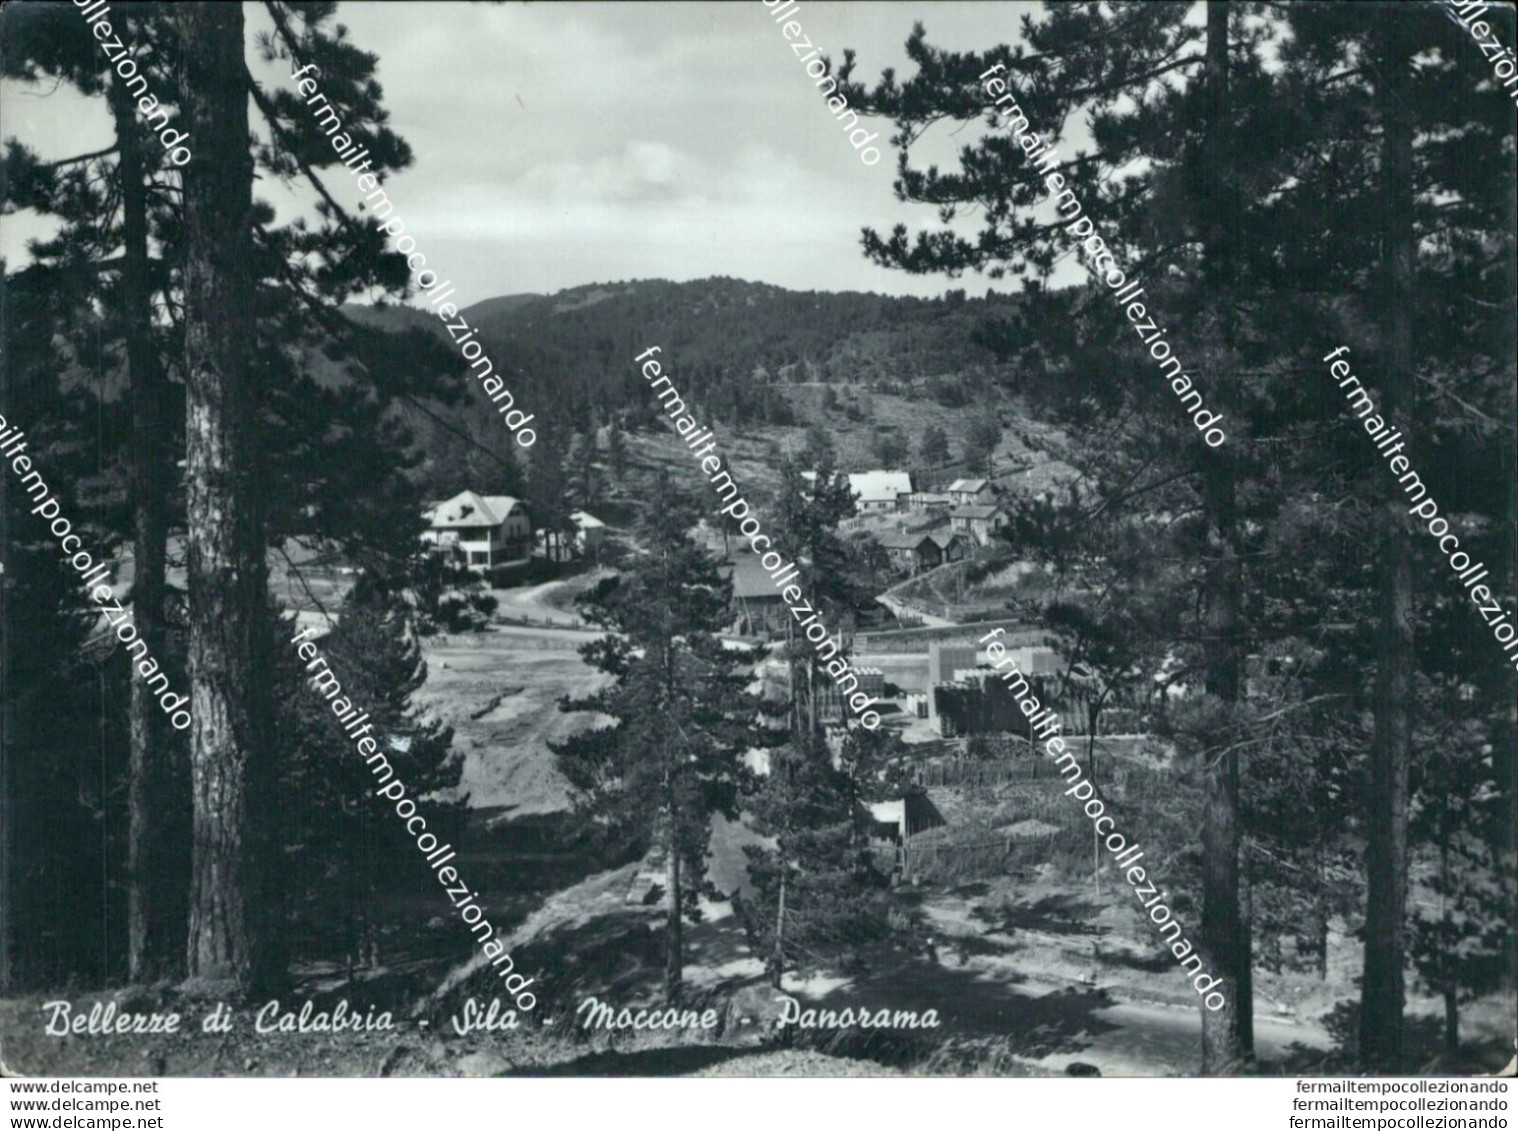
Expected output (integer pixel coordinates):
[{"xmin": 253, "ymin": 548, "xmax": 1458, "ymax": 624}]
[{"xmin": 345, "ymin": 275, "xmax": 1027, "ymax": 407}]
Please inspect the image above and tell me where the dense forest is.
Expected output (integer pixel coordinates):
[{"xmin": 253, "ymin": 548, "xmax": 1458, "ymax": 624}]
[
  {"xmin": 837, "ymin": 0, "xmax": 1516, "ymax": 1072},
  {"xmin": 0, "ymin": 0, "xmax": 1512, "ymax": 1083},
  {"xmin": 348, "ymin": 276, "xmax": 1034, "ymax": 436},
  {"xmin": 0, "ymin": 0, "xmax": 465, "ymax": 996}
]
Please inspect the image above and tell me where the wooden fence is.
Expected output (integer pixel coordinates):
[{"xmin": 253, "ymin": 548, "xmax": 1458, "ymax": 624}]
[
  {"xmin": 915, "ymin": 758, "xmax": 1029, "ymax": 788},
  {"xmin": 911, "ymin": 754, "xmax": 1109, "ymax": 789}
]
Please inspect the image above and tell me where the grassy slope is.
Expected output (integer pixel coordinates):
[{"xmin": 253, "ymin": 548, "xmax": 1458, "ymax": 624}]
[{"xmin": 624, "ymin": 384, "xmax": 1078, "ymax": 513}]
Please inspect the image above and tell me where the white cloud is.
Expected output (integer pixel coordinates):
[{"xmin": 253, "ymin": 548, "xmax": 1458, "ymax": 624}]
[{"xmin": 3, "ymin": 1, "xmax": 1055, "ymax": 301}]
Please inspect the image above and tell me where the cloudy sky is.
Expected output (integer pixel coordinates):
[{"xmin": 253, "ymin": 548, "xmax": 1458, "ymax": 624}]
[{"xmin": 2, "ymin": 1, "xmax": 1046, "ymax": 307}]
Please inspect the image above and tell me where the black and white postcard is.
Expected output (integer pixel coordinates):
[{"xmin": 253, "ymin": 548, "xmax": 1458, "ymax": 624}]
[{"xmin": 1, "ymin": 0, "xmax": 1514, "ymax": 1100}]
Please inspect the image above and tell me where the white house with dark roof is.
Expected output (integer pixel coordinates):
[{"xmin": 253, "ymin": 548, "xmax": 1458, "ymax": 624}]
[
  {"xmin": 946, "ymin": 478, "xmax": 996, "ymax": 507},
  {"xmin": 421, "ymin": 490, "xmax": 532, "ymax": 570},
  {"xmin": 951, "ymin": 503, "xmax": 1008, "ymax": 546},
  {"xmin": 800, "ymin": 469, "xmax": 914, "ymax": 513}
]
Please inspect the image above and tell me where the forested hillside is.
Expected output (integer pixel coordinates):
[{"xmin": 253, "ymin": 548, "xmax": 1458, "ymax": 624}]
[
  {"xmin": 345, "ymin": 277, "xmax": 1037, "ymax": 435},
  {"xmin": 4, "ymin": 0, "xmax": 1511, "ymax": 1088}
]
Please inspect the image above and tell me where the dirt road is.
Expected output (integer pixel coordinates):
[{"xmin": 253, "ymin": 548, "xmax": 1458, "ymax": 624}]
[{"xmin": 489, "ymin": 575, "xmax": 604, "ymax": 628}]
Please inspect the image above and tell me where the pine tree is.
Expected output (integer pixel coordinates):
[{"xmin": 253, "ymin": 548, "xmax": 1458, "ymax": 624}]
[
  {"xmin": 919, "ymin": 425, "xmax": 950, "ymax": 471},
  {"xmin": 553, "ymin": 474, "xmax": 760, "ymax": 1001},
  {"xmin": 740, "ymin": 733, "xmax": 897, "ymax": 987},
  {"xmin": 177, "ymin": 0, "xmax": 272, "ymax": 996},
  {"xmin": 606, "ymin": 421, "xmax": 629, "ymax": 483},
  {"xmin": 0, "ymin": 0, "xmax": 189, "ymax": 984},
  {"xmin": 964, "ymin": 416, "xmax": 1001, "ymax": 479},
  {"xmin": 872, "ymin": 431, "xmax": 909, "ymax": 470},
  {"xmin": 1359, "ymin": 21, "xmax": 1418, "ymax": 1074},
  {"xmin": 802, "ymin": 425, "xmax": 836, "ymax": 469},
  {"xmin": 836, "ymin": 1, "xmax": 1264, "ymax": 1069},
  {"xmin": 1271, "ymin": 1, "xmax": 1516, "ymax": 1071},
  {"xmin": 770, "ymin": 452, "xmax": 869, "ymax": 737},
  {"xmin": 0, "ymin": 267, "xmax": 136, "ymax": 989},
  {"xmin": 2, "ymin": 0, "xmax": 441, "ymax": 987},
  {"xmin": 566, "ymin": 430, "xmax": 602, "ymax": 513},
  {"xmin": 275, "ymin": 579, "xmax": 463, "ymax": 971},
  {"xmin": 1408, "ymin": 707, "xmax": 1509, "ymax": 1055},
  {"xmin": 526, "ymin": 445, "xmax": 575, "ymax": 563}
]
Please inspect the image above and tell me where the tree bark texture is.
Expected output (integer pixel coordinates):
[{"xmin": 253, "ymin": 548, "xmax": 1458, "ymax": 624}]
[
  {"xmin": 109, "ymin": 70, "xmax": 185, "ymax": 985},
  {"xmin": 665, "ymin": 825, "xmax": 683, "ymax": 1004},
  {"xmin": 176, "ymin": 2, "xmax": 272, "ymax": 996},
  {"xmin": 1198, "ymin": 0, "xmax": 1251, "ymax": 1074},
  {"xmin": 1359, "ymin": 28, "xmax": 1415, "ymax": 1075}
]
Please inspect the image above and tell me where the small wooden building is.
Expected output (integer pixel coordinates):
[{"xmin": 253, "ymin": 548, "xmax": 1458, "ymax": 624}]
[
  {"xmin": 724, "ymin": 554, "xmax": 786, "ymax": 636},
  {"xmin": 876, "ymin": 530, "xmax": 942, "ymax": 575}
]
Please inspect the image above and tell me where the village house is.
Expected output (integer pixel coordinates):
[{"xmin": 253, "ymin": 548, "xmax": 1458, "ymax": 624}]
[
  {"xmin": 950, "ymin": 504, "xmax": 1008, "ymax": 546},
  {"xmin": 907, "ymin": 490, "xmax": 952, "ymax": 515},
  {"xmin": 865, "ymin": 794, "xmax": 947, "ymax": 843},
  {"xmin": 946, "ymin": 478, "xmax": 996, "ymax": 507},
  {"xmin": 537, "ymin": 510, "xmax": 609, "ymax": 562},
  {"xmin": 864, "ymin": 793, "xmax": 947, "ymax": 878},
  {"xmin": 420, "ymin": 490, "xmax": 532, "ymax": 570},
  {"xmin": 847, "ymin": 470, "xmax": 914, "ymax": 514},
  {"xmin": 813, "ymin": 668, "xmax": 883, "ymax": 723},
  {"xmin": 723, "ymin": 554, "xmax": 786, "ymax": 636},
  {"xmin": 571, "ymin": 510, "xmax": 606, "ymax": 556},
  {"xmin": 875, "ymin": 530, "xmax": 942, "ymax": 576},
  {"xmin": 928, "ymin": 529, "xmax": 972, "ymax": 563}
]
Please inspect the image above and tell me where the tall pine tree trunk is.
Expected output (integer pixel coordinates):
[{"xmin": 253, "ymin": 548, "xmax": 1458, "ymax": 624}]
[
  {"xmin": 177, "ymin": 2, "xmax": 271, "ymax": 996},
  {"xmin": 664, "ymin": 814, "xmax": 683, "ymax": 1004},
  {"xmin": 109, "ymin": 73, "xmax": 184, "ymax": 985},
  {"xmin": 1198, "ymin": 0, "xmax": 1250, "ymax": 1072},
  {"xmin": 1441, "ymin": 980, "xmax": 1458, "ymax": 1054},
  {"xmin": 771, "ymin": 859, "xmax": 786, "ymax": 990},
  {"xmin": 1438, "ymin": 837, "xmax": 1459, "ymax": 1053},
  {"xmin": 1199, "ymin": 460, "xmax": 1247, "ymax": 1072},
  {"xmin": 1359, "ymin": 29, "xmax": 1414, "ymax": 1074}
]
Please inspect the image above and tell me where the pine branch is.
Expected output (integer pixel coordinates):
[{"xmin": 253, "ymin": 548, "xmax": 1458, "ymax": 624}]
[
  {"xmin": 38, "ymin": 145, "xmax": 119, "ymax": 171},
  {"xmin": 248, "ymin": 79, "xmax": 361, "ymax": 231},
  {"xmin": 1412, "ymin": 370, "xmax": 1517, "ymax": 433}
]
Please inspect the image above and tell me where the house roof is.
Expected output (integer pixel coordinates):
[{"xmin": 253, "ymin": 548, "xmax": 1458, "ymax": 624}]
[
  {"xmin": 482, "ymin": 495, "xmax": 525, "ymax": 521},
  {"xmin": 867, "ymin": 794, "xmax": 947, "ymax": 834},
  {"xmin": 876, "ymin": 531, "xmax": 935, "ymax": 551},
  {"xmin": 571, "ymin": 510, "xmax": 605, "ymax": 529},
  {"xmin": 724, "ymin": 554, "xmax": 784, "ymax": 601},
  {"xmin": 948, "ymin": 478, "xmax": 990, "ymax": 493},
  {"xmin": 927, "ymin": 530, "xmax": 968, "ymax": 549},
  {"xmin": 847, "ymin": 470, "xmax": 913, "ymax": 504},
  {"xmin": 951, "ymin": 504, "xmax": 1005, "ymax": 520},
  {"xmin": 426, "ymin": 490, "xmax": 524, "ymax": 528}
]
